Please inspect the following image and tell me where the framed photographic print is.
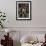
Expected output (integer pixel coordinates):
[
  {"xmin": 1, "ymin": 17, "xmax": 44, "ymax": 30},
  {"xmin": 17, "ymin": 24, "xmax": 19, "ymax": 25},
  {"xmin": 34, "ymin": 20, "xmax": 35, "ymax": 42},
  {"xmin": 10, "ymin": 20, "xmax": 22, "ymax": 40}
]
[{"xmin": 16, "ymin": 1, "xmax": 31, "ymax": 20}]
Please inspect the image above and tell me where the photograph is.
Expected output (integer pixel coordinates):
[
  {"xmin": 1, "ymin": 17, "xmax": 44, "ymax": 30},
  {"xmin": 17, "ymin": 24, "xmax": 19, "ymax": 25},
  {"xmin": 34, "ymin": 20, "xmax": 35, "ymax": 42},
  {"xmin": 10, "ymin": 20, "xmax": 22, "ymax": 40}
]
[{"xmin": 16, "ymin": 1, "xmax": 31, "ymax": 20}]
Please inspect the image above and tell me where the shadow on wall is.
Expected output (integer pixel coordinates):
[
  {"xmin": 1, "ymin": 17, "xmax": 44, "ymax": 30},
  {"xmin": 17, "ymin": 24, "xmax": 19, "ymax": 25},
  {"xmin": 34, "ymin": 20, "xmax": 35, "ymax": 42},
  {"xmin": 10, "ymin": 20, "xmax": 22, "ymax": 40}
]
[{"xmin": 13, "ymin": 40, "xmax": 21, "ymax": 46}]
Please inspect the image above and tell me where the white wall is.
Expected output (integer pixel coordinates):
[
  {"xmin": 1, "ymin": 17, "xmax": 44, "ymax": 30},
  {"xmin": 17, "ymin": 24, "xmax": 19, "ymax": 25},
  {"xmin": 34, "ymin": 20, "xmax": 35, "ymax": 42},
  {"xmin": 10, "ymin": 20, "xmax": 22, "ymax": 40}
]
[
  {"xmin": 0, "ymin": 1, "xmax": 46, "ymax": 46},
  {"xmin": 0, "ymin": 31, "xmax": 45, "ymax": 46},
  {"xmin": 0, "ymin": 0, "xmax": 46, "ymax": 28}
]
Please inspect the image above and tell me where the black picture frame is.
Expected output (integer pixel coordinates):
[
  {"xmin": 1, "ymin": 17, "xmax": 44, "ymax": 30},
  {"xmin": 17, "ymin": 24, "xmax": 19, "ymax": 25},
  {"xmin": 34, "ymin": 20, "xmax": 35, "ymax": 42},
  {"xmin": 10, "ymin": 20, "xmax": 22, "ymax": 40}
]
[{"xmin": 16, "ymin": 1, "xmax": 32, "ymax": 20}]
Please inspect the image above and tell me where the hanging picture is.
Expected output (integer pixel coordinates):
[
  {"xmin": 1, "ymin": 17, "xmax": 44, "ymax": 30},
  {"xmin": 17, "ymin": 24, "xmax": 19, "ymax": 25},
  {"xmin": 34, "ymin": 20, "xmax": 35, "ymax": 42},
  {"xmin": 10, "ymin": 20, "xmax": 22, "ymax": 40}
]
[{"xmin": 16, "ymin": 1, "xmax": 32, "ymax": 20}]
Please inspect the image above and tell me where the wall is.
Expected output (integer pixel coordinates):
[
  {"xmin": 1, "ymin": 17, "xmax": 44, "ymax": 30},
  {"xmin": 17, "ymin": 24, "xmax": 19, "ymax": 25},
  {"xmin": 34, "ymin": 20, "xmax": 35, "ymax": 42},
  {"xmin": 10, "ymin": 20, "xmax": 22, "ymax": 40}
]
[
  {"xmin": 0, "ymin": 0, "xmax": 46, "ymax": 28},
  {"xmin": 0, "ymin": 0, "xmax": 46, "ymax": 46},
  {"xmin": 0, "ymin": 31, "xmax": 46, "ymax": 46}
]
